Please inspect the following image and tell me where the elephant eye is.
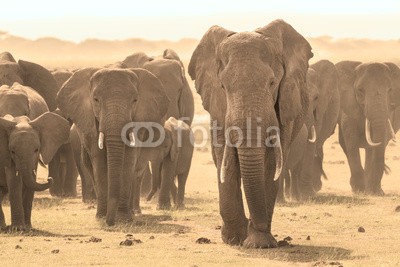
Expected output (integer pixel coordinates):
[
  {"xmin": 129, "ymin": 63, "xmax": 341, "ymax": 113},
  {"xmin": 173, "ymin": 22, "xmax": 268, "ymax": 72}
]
[
  {"xmin": 93, "ymin": 98, "xmax": 99, "ymax": 102},
  {"xmin": 11, "ymin": 150, "xmax": 15, "ymax": 154},
  {"xmin": 34, "ymin": 148, "xmax": 39, "ymax": 153}
]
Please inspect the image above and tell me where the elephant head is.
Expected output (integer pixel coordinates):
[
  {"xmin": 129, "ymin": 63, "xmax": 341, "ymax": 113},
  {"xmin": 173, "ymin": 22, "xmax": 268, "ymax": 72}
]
[
  {"xmin": 123, "ymin": 49, "xmax": 194, "ymax": 126},
  {"xmin": 51, "ymin": 69, "xmax": 73, "ymax": 91},
  {"xmin": 0, "ymin": 52, "xmax": 59, "ymax": 111},
  {"xmin": 57, "ymin": 67, "xmax": 169, "ymax": 225},
  {"xmin": 336, "ymin": 61, "xmax": 398, "ymax": 146},
  {"xmin": 0, "ymin": 112, "xmax": 70, "ymax": 191},
  {"xmin": 189, "ymin": 20, "xmax": 312, "ymax": 243}
]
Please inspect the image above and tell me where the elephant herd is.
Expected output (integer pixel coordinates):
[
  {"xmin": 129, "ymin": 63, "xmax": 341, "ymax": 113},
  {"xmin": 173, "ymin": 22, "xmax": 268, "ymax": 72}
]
[{"xmin": 0, "ymin": 19, "xmax": 399, "ymax": 250}]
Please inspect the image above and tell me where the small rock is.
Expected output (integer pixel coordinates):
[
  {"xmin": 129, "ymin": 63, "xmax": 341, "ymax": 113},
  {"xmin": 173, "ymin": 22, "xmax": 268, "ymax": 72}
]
[
  {"xmin": 277, "ymin": 240, "xmax": 290, "ymax": 247},
  {"xmin": 196, "ymin": 237, "xmax": 211, "ymax": 244},
  {"xmin": 395, "ymin": 206, "xmax": 400, "ymax": 212},
  {"xmin": 358, "ymin": 227, "xmax": 365, "ymax": 233},
  {"xmin": 51, "ymin": 249, "xmax": 60, "ymax": 254},
  {"xmin": 19, "ymin": 239, "xmax": 23, "ymax": 242},
  {"xmin": 149, "ymin": 236, "xmax": 155, "ymax": 240},
  {"xmin": 306, "ymin": 236, "xmax": 311, "ymax": 240},
  {"xmin": 15, "ymin": 245, "xmax": 22, "ymax": 249},
  {"xmin": 291, "ymin": 212, "xmax": 297, "ymax": 216},
  {"xmin": 88, "ymin": 236, "xmax": 102, "ymax": 243},
  {"xmin": 324, "ymin": 212, "xmax": 333, "ymax": 217},
  {"xmin": 120, "ymin": 239, "xmax": 133, "ymax": 246},
  {"xmin": 283, "ymin": 236, "xmax": 292, "ymax": 241},
  {"xmin": 215, "ymin": 225, "xmax": 221, "ymax": 230},
  {"xmin": 120, "ymin": 236, "xmax": 142, "ymax": 246}
]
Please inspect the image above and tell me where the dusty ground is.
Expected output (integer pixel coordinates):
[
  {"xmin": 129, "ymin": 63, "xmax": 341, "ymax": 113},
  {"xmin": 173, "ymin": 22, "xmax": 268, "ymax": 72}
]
[{"xmin": 0, "ymin": 130, "xmax": 399, "ymax": 267}]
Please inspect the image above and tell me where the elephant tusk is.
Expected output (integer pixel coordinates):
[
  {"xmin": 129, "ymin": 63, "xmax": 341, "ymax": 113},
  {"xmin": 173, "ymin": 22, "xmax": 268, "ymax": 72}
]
[
  {"xmin": 388, "ymin": 119, "xmax": 397, "ymax": 142},
  {"xmin": 308, "ymin": 125, "xmax": 317, "ymax": 143},
  {"xmin": 271, "ymin": 134, "xmax": 283, "ymax": 181},
  {"xmin": 33, "ymin": 170, "xmax": 37, "ymax": 176},
  {"xmin": 129, "ymin": 132, "xmax": 136, "ymax": 147},
  {"xmin": 16, "ymin": 171, "xmax": 19, "ymax": 177},
  {"xmin": 365, "ymin": 118, "xmax": 381, "ymax": 147},
  {"xmin": 98, "ymin": 132, "xmax": 104, "ymax": 149},
  {"xmin": 220, "ymin": 143, "xmax": 228, "ymax": 183}
]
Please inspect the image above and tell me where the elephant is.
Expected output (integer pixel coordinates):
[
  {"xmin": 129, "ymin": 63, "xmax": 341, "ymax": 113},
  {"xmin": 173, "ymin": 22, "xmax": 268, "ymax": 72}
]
[
  {"xmin": 0, "ymin": 52, "xmax": 77, "ymax": 198},
  {"xmin": 122, "ymin": 49, "xmax": 195, "ymax": 210},
  {"xmin": 336, "ymin": 61, "xmax": 400, "ymax": 195},
  {"xmin": 57, "ymin": 66, "xmax": 169, "ymax": 226},
  {"xmin": 188, "ymin": 20, "xmax": 313, "ymax": 248},
  {"xmin": 0, "ymin": 83, "xmax": 70, "ymax": 230},
  {"xmin": 46, "ymin": 69, "xmax": 81, "ymax": 198},
  {"xmin": 279, "ymin": 60, "xmax": 340, "ymax": 201},
  {"xmin": 146, "ymin": 117, "xmax": 194, "ymax": 210}
]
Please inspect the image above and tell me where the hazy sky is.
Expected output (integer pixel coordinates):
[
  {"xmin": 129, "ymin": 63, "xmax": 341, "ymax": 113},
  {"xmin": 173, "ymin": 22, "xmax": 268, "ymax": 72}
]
[{"xmin": 1, "ymin": 0, "xmax": 399, "ymax": 42}]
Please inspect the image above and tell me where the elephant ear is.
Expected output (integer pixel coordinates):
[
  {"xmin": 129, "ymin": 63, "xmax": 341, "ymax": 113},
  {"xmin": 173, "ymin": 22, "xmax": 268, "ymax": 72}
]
[
  {"xmin": 129, "ymin": 68, "xmax": 169, "ymax": 123},
  {"xmin": 256, "ymin": 19, "xmax": 313, "ymax": 125},
  {"xmin": 0, "ymin": 115, "xmax": 17, "ymax": 167},
  {"xmin": 384, "ymin": 62, "xmax": 400, "ymax": 109},
  {"xmin": 123, "ymin": 52, "xmax": 153, "ymax": 68},
  {"xmin": 335, "ymin": 61, "xmax": 363, "ymax": 119},
  {"xmin": 56, "ymin": 68, "xmax": 100, "ymax": 134},
  {"xmin": 165, "ymin": 117, "xmax": 181, "ymax": 162},
  {"xmin": 0, "ymin": 52, "xmax": 16, "ymax": 62},
  {"xmin": 29, "ymin": 112, "xmax": 70, "ymax": 164},
  {"xmin": 18, "ymin": 60, "xmax": 58, "ymax": 111},
  {"xmin": 188, "ymin": 25, "xmax": 235, "ymax": 122}
]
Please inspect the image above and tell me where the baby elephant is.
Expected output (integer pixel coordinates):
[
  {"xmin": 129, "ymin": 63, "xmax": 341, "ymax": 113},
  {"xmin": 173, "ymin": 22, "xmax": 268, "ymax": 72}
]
[
  {"xmin": 147, "ymin": 117, "xmax": 194, "ymax": 210},
  {"xmin": 0, "ymin": 113, "xmax": 70, "ymax": 231}
]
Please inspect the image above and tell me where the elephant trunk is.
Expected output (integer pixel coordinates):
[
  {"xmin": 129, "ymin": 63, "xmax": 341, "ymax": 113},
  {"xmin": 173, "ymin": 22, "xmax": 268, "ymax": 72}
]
[
  {"xmin": 366, "ymin": 112, "xmax": 387, "ymax": 147},
  {"xmin": 104, "ymin": 113, "xmax": 128, "ymax": 226},
  {"xmin": 237, "ymin": 146, "xmax": 268, "ymax": 232},
  {"xmin": 19, "ymin": 167, "xmax": 53, "ymax": 192}
]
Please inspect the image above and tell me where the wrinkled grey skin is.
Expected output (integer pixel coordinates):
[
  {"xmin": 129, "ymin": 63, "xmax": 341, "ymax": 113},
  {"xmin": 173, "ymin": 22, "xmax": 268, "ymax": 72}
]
[
  {"xmin": 337, "ymin": 61, "xmax": 400, "ymax": 195},
  {"xmin": 47, "ymin": 70, "xmax": 80, "ymax": 198},
  {"xmin": 189, "ymin": 20, "xmax": 313, "ymax": 248},
  {"xmin": 57, "ymin": 67, "xmax": 169, "ymax": 226},
  {"xmin": 279, "ymin": 60, "xmax": 340, "ymax": 201},
  {"xmin": 146, "ymin": 117, "xmax": 194, "ymax": 210},
  {"xmin": 123, "ymin": 49, "xmax": 195, "ymax": 210},
  {"xmin": 0, "ymin": 84, "xmax": 69, "ymax": 230}
]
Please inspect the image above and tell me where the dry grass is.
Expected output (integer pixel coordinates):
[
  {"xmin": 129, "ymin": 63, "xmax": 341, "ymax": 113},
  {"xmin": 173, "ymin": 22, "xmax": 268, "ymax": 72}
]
[{"xmin": 1, "ymin": 132, "xmax": 400, "ymax": 266}]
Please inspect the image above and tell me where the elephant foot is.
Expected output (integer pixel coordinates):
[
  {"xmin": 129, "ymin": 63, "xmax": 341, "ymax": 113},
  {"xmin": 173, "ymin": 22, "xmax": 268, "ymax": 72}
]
[
  {"xmin": 63, "ymin": 191, "xmax": 77, "ymax": 198},
  {"xmin": 242, "ymin": 221, "xmax": 277, "ymax": 249},
  {"xmin": 175, "ymin": 203, "xmax": 185, "ymax": 210},
  {"xmin": 96, "ymin": 211, "xmax": 106, "ymax": 219},
  {"xmin": 275, "ymin": 195, "xmax": 286, "ymax": 204},
  {"xmin": 221, "ymin": 219, "xmax": 248, "ymax": 246},
  {"xmin": 157, "ymin": 202, "xmax": 172, "ymax": 210},
  {"xmin": 367, "ymin": 187, "xmax": 385, "ymax": 196},
  {"xmin": 116, "ymin": 211, "xmax": 133, "ymax": 223},
  {"xmin": 298, "ymin": 187, "xmax": 316, "ymax": 201},
  {"xmin": 8, "ymin": 224, "xmax": 27, "ymax": 232}
]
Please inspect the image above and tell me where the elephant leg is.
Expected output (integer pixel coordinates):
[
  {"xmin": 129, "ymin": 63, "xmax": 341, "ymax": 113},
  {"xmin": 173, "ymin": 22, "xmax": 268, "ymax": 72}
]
[
  {"xmin": 91, "ymin": 151, "xmax": 108, "ymax": 218},
  {"xmin": 5, "ymin": 167, "xmax": 25, "ymax": 230},
  {"xmin": 365, "ymin": 147, "xmax": 385, "ymax": 195},
  {"xmin": 170, "ymin": 179, "xmax": 178, "ymax": 205},
  {"xmin": 0, "ymin": 187, "xmax": 6, "ymax": 229},
  {"xmin": 157, "ymin": 161, "xmax": 173, "ymax": 210},
  {"xmin": 290, "ymin": 164, "xmax": 301, "ymax": 201},
  {"xmin": 62, "ymin": 144, "xmax": 78, "ymax": 197},
  {"xmin": 146, "ymin": 160, "xmax": 161, "ymax": 201},
  {"xmin": 130, "ymin": 167, "xmax": 143, "ymax": 216},
  {"xmin": 22, "ymin": 186, "xmax": 34, "ymax": 230},
  {"xmin": 298, "ymin": 142, "xmax": 317, "ymax": 200},
  {"xmin": 176, "ymin": 171, "xmax": 189, "ymax": 209},
  {"xmin": 276, "ymin": 169, "xmax": 286, "ymax": 203},
  {"xmin": 80, "ymin": 148, "xmax": 96, "ymax": 202},
  {"xmin": 346, "ymin": 146, "xmax": 365, "ymax": 193},
  {"xmin": 49, "ymin": 151, "xmax": 63, "ymax": 197},
  {"xmin": 216, "ymin": 146, "xmax": 248, "ymax": 246}
]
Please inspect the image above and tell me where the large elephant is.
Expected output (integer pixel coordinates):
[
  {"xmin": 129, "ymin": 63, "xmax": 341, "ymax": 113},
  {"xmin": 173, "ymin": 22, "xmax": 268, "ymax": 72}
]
[
  {"xmin": 280, "ymin": 60, "xmax": 340, "ymax": 201},
  {"xmin": 122, "ymin": 49, "xmax": 195, "ymax": 209},
  {"xmin": 336, "ymin": 61, "xmax": 400, "ymax": 195},
  {"xmin": 146, "ymin": 117, "xmax": 194, "ymax": 210},
  {"xmin": 57, "ymin": 67, "xmax": 169, "ymax": 226},
  {"xmin": 0, "ymin": 84, "xmax": 70, "ymax": 230},
  {"xmin": 188, "ymin": 20, "xmax": 313, "ymax": 248}
]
